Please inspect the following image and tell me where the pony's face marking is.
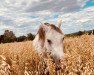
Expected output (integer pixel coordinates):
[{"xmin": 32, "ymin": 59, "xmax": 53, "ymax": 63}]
[{"xmin": 33, "ymin": 22, "xmax": 64, "ymax": 59}]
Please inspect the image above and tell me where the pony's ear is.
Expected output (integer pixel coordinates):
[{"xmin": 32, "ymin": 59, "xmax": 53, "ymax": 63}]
[
  {"xmin": 41, "ymin": 23, "xmax": 51, "ymax": 32},
  {"xmin": 58, "ymin": 20, "xmax": 62, "ymax": 29},
  {"xmin": 33, "ymin": 26, "xmax": 45, "ymax": 54}
]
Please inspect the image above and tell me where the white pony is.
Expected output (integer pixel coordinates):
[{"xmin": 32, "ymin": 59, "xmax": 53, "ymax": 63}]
[
  {"xmin": 33, "ymin": 21, "xmax": 64, "ymax": 74},
  {"xmin": 33, "ymin": 21, "xmax": 64, "ymax": 59}
]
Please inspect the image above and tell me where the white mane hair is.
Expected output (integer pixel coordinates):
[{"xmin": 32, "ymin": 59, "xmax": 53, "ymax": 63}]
[{"xmin": 33, "ymin": 21, "xmax": 64, "ymax": 60}]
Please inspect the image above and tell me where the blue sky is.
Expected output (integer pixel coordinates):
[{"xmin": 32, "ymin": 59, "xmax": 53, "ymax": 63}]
[
  {"xmin": 84, "ymin": 0, "xmax": 94, "ymax": 7},
  {"xmin": 0, "ymin": 0, "xmax": 94, "ymax": 36}
]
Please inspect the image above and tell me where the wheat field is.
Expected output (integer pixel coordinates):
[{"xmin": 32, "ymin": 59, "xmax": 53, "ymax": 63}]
[{"xmin": 0, "ymin": 34, "xmax": 94, "ymax": 75}]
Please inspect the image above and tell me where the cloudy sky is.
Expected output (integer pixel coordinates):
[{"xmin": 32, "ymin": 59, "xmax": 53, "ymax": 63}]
[{"xmin": 0, "ymin": 0, "xmax": 94, "ymax": 36}]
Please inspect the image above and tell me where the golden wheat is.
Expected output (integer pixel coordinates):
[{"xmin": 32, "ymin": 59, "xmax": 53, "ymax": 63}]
[{"xmin": 0, "ymin": 34, "xmax": 94, "ymax": 75}]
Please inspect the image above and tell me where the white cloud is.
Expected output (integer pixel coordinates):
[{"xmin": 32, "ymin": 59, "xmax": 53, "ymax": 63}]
[
  {"xmin": 59, "ymin": 6, "xmax": 94, "ymax": 34},
  {"xmin": 25, "ymin": 0, "xmax": 89, "ymax": 12},
  {"xmin": 0, "ymin": 0, "xmax": 93, "ymax": 36}
]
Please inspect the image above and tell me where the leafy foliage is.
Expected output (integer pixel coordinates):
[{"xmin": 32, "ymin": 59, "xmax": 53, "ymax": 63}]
[
  {"xmin": 0, "ymin": 30, "xmax": 35, "ymax": 43},
  {"xmin": 27, "ymin": 33, "xmax": 35, "ymax": 40}
]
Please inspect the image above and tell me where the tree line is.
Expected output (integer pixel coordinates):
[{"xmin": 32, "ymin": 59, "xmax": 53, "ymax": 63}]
[
  {"xmin": 66, "ymin": 29, "xmax": 94, "ymax": 37},
  {"xmin": 0, "ymin": 30, "xmax": 35, "ymax": 43}
]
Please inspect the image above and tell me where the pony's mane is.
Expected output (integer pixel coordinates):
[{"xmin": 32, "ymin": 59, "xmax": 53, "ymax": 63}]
[
  {"xmin": 37, "ymin": 22, "xmax": 63, "ymax": 43},
  {"xmin": 44, "ymin": 22, "xmax": 63, "ymax": 34},
  {"xmin": 37, "ymin": 27, "xmax": 45, "ymax": 41}
]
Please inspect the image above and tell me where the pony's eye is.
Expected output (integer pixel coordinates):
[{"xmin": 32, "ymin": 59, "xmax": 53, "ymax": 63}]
[
  {"xmin": 47, "ymin": 39, "xmax": 52, "ymax": 44},
  {"xmin": 63, "ymin": 37, "xmax": 64, "ymax": 40},
  {"xmin": 62, "ymin": 37, "xmax": 64, "ymax": 41}
]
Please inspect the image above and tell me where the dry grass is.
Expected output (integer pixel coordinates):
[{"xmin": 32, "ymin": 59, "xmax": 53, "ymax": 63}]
[{"xmin": 0, "ymin": 34, "xmax": 94, "ymax": 75}]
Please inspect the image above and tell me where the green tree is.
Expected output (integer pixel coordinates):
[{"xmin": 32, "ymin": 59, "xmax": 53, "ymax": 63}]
[
  {"xmin": 2, "ymin": 30, "xmax": 16, "ymax": 43},
  {"xmin": 27, "ymin": 33, "xmax": 35, "ymax": 40}
]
